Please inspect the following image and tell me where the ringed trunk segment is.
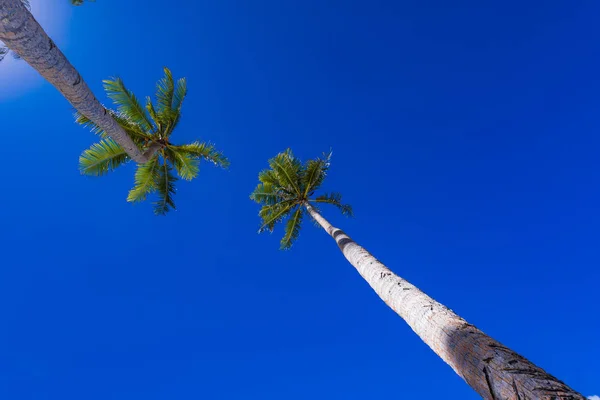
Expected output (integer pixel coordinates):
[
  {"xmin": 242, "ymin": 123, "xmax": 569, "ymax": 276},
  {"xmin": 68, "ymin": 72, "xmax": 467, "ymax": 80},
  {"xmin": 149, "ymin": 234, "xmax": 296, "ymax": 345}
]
[
  {"xmin": 304, "ymin": 204, "xmax": 584, "ymax": 400},
  {"xmin": 0, "ymin": 0, "xmax": 159, "ymax": 163}
]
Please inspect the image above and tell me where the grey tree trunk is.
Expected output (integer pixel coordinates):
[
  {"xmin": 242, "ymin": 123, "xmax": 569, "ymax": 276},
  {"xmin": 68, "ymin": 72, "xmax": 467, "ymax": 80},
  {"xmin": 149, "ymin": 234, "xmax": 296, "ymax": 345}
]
[
  {"xmin": 0, "ymin": 0, "xmax": 158, "ymax": 163},
  {"xmin": 304, "ymin": 203, "xmax": 584, "ymax": 400}
]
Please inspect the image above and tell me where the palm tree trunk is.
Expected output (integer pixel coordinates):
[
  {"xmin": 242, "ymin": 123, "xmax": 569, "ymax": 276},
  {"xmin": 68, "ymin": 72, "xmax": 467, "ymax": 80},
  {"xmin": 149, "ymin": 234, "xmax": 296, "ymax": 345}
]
[
  {"xmin": 304, "ymin": 203, "xmax": 584, "ymax": 400},
  {"xmin": 0, "ymin": 0, "xmax": 157, "ymax": 163}
]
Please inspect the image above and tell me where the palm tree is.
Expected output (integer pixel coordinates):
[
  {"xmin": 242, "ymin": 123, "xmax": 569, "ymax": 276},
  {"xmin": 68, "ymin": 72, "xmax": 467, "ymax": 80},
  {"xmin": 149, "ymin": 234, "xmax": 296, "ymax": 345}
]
[
  {"xmin": 250, "ymin": 149, "xmax": 585, "ymax": 400},
  {"xmin": 78, "ymin": 68, "xmax": 229, "ymax": 215},
  {"xmin": 0, "ymin": 0, "xmax": 153, "ymax": 162}
]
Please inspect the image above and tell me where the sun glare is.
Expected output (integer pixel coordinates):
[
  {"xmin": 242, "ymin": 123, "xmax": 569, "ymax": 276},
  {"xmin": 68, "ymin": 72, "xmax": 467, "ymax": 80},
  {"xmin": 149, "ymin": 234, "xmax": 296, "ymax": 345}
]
[{"xmin": 0, "ymin": 0, "xmax": 72, "ymax": 101}]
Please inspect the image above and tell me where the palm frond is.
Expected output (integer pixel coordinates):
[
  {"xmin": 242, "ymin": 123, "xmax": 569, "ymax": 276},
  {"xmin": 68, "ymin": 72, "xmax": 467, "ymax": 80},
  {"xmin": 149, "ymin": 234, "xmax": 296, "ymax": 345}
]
[
  {"xmin": 146, "ymin": 96, "xmax": 161, "ymax": 129},
  {"xmin": 20, "ymin": 0, "xmax": 31, "ymax": 10},
  {"xmin": 268, "ymin": 149, "xmax": 302, "ymax": 196},
  {"xmin": 153, "ymin": 162, "xmax": 178, "ymax": 215},
  {"xmin": 172, "ymin": 77, "xmax": 187, "ymax": 113},
  {"xmin": 176, "ymin": 141, "xmax": 229, "ymax": 168},
  {"xmin": 127, "ymin": 157, "xmax": 160, "ymax": 203},
  {"xmin": 165, "ymin": 147, "xmax": 199, "ymax": 180},
  {"xmin": 250, "ymin": 182, "xmax": 289, "ymax": 205},
  {"xmin": 313, "ymin": 192, "xmax": 353, "ymax": 217},
  {"xmin": 79, "ymin": 139, "xmax": 129, "ymax": 176},
  {"xmin": 258, "ymin": 169, "xmax": 279, "ymax": 186},
  {"xmin": 103, "ymin": 77, "xmax": 153, "ymax": 131},
  {"xmin": 258, "ymin": 202, "xmax": 295, "ymax": 233},
  {"xmin": 280, "ymin": 207, "xmax": 304, "ymax": 250},
  {"xmin": 155, "ymin": 67, "xmax": 176, "ymax": 125},
  {"xmin": 302, "ymin": 151, "xmax": 331, "ymax": 196}
]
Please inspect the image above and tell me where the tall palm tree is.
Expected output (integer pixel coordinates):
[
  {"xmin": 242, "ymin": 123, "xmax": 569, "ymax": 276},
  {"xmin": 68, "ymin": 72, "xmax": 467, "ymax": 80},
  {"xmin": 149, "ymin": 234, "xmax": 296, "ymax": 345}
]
[
  {"xmin": 78, "ymin": 68, "xmax": 229, "ymax": 215},
  {"xmin": 250, "ymin": 149, "xmax": 585, "ymax": 400},
  {"xmin": 0, "ymin": 0, "xmax": 153, "ymax": 162}
]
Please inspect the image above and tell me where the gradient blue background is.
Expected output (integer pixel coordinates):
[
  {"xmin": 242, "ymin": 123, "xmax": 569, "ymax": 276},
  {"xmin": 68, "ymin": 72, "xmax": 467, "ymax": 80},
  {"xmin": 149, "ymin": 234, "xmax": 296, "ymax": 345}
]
[{"xmin": 1, "ymin": 0, "xmax": 599, "ymax": 398}]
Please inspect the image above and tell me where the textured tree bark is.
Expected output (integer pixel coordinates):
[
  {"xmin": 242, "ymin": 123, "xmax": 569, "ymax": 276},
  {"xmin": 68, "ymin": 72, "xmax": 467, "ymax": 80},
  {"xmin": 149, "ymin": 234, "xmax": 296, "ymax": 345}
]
[
  {"xmin": 304, "ymin": 203, "xmax": 584, "ymax": 400},
  {"xmin": 0, "ymin": 0, "xmax": 158, "ymax": 163}
]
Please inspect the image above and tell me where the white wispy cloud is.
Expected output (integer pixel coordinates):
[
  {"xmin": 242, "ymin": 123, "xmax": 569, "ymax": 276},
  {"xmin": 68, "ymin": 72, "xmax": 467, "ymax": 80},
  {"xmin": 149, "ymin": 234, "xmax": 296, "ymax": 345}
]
[{"xmin": 587, "ymin": 395, "xmax": 599, "ymax": 400}]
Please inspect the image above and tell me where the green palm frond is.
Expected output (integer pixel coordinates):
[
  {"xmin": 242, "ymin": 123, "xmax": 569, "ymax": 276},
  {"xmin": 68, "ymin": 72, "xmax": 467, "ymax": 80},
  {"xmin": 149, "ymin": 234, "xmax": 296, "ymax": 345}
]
[
  {"xmin": 172, "ymin": 77, "xmax": 187, "ymax": 113},
  {"xmin": 250, "ymin": 182, "xmax": 290, "ymax": 205},
  {"xmin": 258, "ymin": 169, "xmax": 280, "ymax": 186},
  {"xmin": 75, "ymin": 111, "xmax": 105, "ymax": 136},
  {"xmin": 104, "ymin": 78, "xmax": 154, "ymax": 131},
  {"xmin": 302, "ymin": 151, "xmax": 331, "ymax": 196},
  {"xmin": 79, "ymin": 139, "xmax": 129, "ymax": 176},
  {"xmin": 71, "ymin": 0, "xmax": 95, "ymax": 5},
  {"xmin": 280, "ymin": 207, "xmax": 304, "ymax": 250},
  {"xmin": 258, "ymin": 202, "xmax": 296, "ymax": 233},
  {"xmin": 176, "ymin": 141, "xmax": 230, "ymax": 168},
  {"xmin": 153, "ymin": 162, "xmax": 178, "ymax": 215},
  {"xmin": 155, "ymin": 67, "xmax": 176, "ymax": 125},
  {"xmin": 145, "ymin": 96, "xmax": 160, "ymax": 129},
  {"xmin": 127, "ymin": 157, "xmax": 160, "ymax": 203},
  {"xmin": 314, "ymin": 192, "xmax": 353, "ymax": 217},
  {"xmin": 165, "ymin": 147, "xmax": 199, "ymax": 180},
  {"xmin": 268, "ymin": 149, "xmax": 302, "ymax": 196}
]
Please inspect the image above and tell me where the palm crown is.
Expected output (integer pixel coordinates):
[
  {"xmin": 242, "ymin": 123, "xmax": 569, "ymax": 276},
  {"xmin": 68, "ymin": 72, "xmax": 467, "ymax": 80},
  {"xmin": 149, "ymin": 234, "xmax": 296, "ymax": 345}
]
[
  {"xmin": 250, "ymin": 149, "xmax": 352, "ymax": 249},
  {"xmin": 78, "ymin": 67, "xmax": 229, "ymax": 215}
]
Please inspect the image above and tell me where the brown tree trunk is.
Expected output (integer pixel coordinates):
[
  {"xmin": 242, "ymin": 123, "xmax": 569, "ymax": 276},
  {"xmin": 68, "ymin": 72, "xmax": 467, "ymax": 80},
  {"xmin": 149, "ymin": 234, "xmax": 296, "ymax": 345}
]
[
  {"xmin": 0, "ymin": 0, "xmax": 158, "ymax": 163},
  {"xmin": 305, "ymin": 203, "xmax": 584, "ymax": 400}
]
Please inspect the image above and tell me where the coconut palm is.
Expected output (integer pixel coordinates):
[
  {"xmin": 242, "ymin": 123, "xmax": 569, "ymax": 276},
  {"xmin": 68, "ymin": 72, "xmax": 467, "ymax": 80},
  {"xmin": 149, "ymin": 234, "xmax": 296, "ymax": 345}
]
[
  {"xmin": 250, "ymin": 149, "xmax": 585, "ymax": 400},
  {"xmin": 78, "ymin": 68, "xmax": 229, "ymax": 215},
  {"xmin": 0, "ymin": 0, "xmax": 152, "ymax": 162}
]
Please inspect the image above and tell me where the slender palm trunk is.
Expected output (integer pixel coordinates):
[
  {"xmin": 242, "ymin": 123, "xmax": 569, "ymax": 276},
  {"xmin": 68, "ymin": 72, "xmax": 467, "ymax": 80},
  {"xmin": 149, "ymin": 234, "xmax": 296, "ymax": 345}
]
[
  {"xmin": 304, "ymin": 203, "xmax": 583, "ymax": 400},
  {"xmin": 0, "ymin": 0, "xmax": 157, "ymax": 163}
]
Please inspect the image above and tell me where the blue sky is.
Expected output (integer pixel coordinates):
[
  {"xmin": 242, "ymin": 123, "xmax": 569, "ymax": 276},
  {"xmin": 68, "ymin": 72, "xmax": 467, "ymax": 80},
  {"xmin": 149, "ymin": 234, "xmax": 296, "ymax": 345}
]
[{"xmin": 1, "ymin": 0, "xmax": 599, "ymax": 398}]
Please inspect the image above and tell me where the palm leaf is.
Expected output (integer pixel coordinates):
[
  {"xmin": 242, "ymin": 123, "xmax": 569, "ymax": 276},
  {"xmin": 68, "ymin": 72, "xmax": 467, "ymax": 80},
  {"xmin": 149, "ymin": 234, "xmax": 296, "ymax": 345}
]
[
  {"xmin": 314, "ymin": 192, "xmax": 353, "ymax": 217},
  {"xmin": 0, "ymin": 47, "xmax": 8, "ymax": 62},
  {"xmin": 104, "ymin": 77, "xmax": 153, "ymax": 131},
  {"xmin": 250, "ymin": 183, "xmax": 289, "ymax": 205},
  {"xmin": 153, "ymin": 162, "xmax": 177, "ymax": 215},
  {"xmin": 145, "ymin": 96, "xmax": 161, "ymax": 130},
  {"xmin": 165, "ymin": 147, "xmax": 199, "ymax": 180},
  {"xmin": 280, "ymin": 206, "xmax": 304, "ymax": 250},
  {"xmin": 258, "ymin": 202, "xmax": 295, "ymax": 233},
  {"xmin": 155, "ymin": 67, "xmax": 176, "ymax": 125},
  {"xmin": 127, "ymin": 157, "xmax": 160, "ymax": 203},
  {"xmin": 268, "ymin": 150, "xmax": 302, "ymax": 196},
  {"xmin": 176, "ymin": 141, "xmax": 229, "ymax": 168},
  {"xmin": 79, "ymin": 139, "xmax": 129, "ymax": 176},
  {"xmin": 172, "ymin": 77, "xmax": 187, "ymax": 113},
  {"xmin": 302, "ymin": 151, "xmax": 331, "ymax": 196}
]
